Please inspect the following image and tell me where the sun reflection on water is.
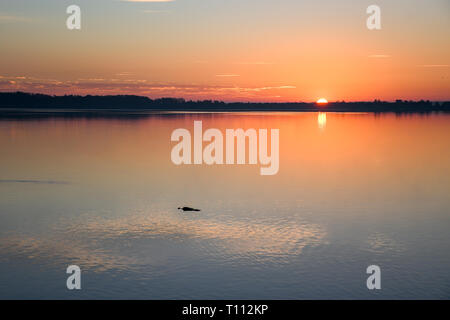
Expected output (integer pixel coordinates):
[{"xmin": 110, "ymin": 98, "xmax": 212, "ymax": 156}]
[{"xmin": 318, "ymin": 112, "xmax": 327, "ymax": 129}]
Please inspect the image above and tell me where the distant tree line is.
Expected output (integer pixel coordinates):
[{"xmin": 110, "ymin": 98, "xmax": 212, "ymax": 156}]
[{"xmin": 0, "ymin": 91, "xmax": 449, "ymax": 113}]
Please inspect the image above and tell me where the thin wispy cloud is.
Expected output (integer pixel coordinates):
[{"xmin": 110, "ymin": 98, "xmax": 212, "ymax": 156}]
[
  {"xmin": 0, "ymin": 179, "xmax": 70, "ymax": 185},
  {"xmin": 0, "ymin": 76, "xmax": 296, "ymax": 101},
  {"xmin": 0, "ymin": 15, "xmax": 30, "ymax": 23},
  {"xmin": 368, "ymin": 55, "xmax": 391, "ymax": 58},
  {"xmin": 233, "ymin": 62, "xmax": 275, "ymax": 65},
  {"xmin": 216, "ymin": 74, "xmax": 240, "ymax": 77},
  {"xmin": 142, "ymin": 10, "xmax": 170, "ymax": 13},
  {"xmin": 244, "ymin": 86, "xmax": 296, "ymax": 92},
  {"xmin": 116, "ymin": 72, "xmax": 135, "ymax": 76},
  {"xmin": 121, "ymin": 0, "xmax": 174, "ymax": 2},
  {"xmin": 419, "ymin": 64, "xmax": 449, "ymax": 68}
]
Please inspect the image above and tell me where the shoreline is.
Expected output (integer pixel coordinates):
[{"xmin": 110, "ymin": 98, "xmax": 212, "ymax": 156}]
[{"xmin": 1, "ymin": 108, "xmax": 449, "ymax": 120}]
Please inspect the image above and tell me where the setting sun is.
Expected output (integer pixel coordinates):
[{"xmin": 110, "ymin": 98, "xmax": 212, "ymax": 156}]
[{"xmin": 316, "ymin": 98, "xmax": 328, "ymax": 105}]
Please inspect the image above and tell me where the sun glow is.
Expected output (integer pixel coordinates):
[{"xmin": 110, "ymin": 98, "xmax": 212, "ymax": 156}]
[{"xmin": 316, "ymin": 98, "xmax": 328, "ymax": 105}]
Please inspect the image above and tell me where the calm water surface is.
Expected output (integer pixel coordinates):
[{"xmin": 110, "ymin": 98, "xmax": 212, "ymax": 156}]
[{"xmin": 0, "ymin": 112, "xmax": 450, "ymax": 299}]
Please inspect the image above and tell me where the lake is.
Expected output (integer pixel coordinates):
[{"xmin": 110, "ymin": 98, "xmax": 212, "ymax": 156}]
[{"xmin": 0, "ymin": 112, "xmax": 449, "ymax": 299}]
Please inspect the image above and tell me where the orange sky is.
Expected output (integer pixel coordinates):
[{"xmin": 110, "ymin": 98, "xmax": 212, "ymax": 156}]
[{"xmin": 0, "ymin": 0, "xmax": 449, "ymax": 101}]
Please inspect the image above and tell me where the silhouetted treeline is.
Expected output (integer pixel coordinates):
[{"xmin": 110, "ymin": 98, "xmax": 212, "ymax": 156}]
[{"xmin": 1, "ymin": 92, "xmax": 449, "ymax": 113}]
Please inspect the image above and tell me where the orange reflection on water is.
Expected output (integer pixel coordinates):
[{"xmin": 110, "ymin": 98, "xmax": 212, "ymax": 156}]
[{"xmin": 1, "ymin": 112, "xmax": 450, "ymax": 204}]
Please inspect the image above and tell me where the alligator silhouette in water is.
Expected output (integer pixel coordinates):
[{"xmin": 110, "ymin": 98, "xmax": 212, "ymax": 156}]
[{"xmin": 178, "ymin": 207, "xmax": 201, "ymax": 212}]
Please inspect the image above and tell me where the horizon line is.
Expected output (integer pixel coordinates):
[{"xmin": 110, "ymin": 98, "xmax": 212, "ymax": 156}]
[{"xmin": 1, "ymin": 91, "xmax": 449, "ymax": 104}]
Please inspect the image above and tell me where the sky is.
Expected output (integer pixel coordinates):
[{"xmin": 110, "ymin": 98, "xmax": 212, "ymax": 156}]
[{"xmin": 0, "ymin": 0, "xmax": 449, "ymax": 102}]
